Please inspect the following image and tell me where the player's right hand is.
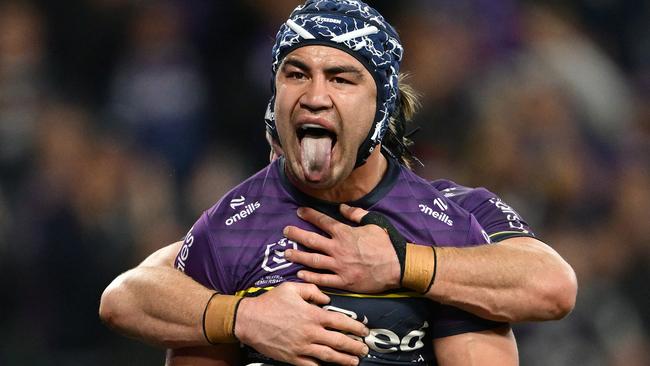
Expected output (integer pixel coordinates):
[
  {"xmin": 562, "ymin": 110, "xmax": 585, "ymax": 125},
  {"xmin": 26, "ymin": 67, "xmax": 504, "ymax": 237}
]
[{"xmin": 234, "ymin": 282, "xmax": 369, "ymax": 366}]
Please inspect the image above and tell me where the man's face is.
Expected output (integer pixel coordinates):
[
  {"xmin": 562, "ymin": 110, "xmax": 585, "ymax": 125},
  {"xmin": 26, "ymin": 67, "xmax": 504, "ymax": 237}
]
[{"xmin": 274, "ymin": 45, "xmax": 377, "ymax": 189}]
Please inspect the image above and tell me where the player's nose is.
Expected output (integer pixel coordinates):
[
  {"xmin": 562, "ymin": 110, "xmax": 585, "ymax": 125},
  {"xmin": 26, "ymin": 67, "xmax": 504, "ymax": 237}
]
[{"xmin": 299, "ymin": 75, "xmax": 333, "ymax": 112}]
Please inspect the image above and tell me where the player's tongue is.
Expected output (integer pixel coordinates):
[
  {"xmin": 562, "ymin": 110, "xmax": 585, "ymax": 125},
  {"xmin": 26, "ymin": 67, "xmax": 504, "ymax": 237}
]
[{"xmin": 300, "ymin": 135, "xmax": 332, "ymax": 181}]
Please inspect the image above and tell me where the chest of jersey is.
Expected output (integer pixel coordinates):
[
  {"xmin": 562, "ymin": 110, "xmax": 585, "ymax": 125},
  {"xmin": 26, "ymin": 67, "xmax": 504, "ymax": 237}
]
[
  {"xmin": 212, "ymin": 202, "xmax": 473, "ymax": 365},
  {"xmin": 210, "ymin": 177, "xmax": 480, "ymax": 295},
  {"xmin": 186, "ymin": 160, "xmax": 491, "ymax": 365}
]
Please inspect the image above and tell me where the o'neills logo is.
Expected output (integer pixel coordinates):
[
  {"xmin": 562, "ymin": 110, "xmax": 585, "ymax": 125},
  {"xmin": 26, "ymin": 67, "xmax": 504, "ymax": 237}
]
[
  {"xmin": 418, "ymin": 204, "xmax": 453, "ymax": 226},
  {"xmin": 225, "ymin": 201, "xmax": 261, "ymax": 226}
]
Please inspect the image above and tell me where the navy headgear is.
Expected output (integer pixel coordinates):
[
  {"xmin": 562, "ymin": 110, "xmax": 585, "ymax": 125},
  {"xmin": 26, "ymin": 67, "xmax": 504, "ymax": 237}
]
[{"xmin": 264, "ymin": 0, "xmax": 403, "ymax": 167}]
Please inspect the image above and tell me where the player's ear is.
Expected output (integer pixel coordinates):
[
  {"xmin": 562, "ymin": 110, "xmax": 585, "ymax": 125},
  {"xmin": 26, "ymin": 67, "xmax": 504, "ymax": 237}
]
[{"xmin": 265, "ymin": 131, "xmax": 284, "ymax": 162}]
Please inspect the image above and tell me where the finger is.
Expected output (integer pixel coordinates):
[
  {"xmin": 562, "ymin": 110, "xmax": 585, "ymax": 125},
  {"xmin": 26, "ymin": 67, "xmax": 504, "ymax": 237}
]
[
  {"xmin": 284, "ymin": 225, "xmax": 332, "ymax": 254},
  {"xmin": 286, "ymin": 250, "xmax": 337, "ymax": 270},
  {"xmin": 303, "ymin": 343, "xmax": 362, "ymax": 366},
  {"xmin": 298, "ymin": 207, "xmax": 342, "ymax": 234},
  {"xmin": 295, "ymin": 283, "xmax": 331, "ymax": 305},
  {"xmin": 298, "ymin": 270, "xmax": 346, "ymax": 289},
  {"xmin": 291, "ymin": 355, "xmax": 320, "ymax": 366},
  {"xmin": 340, "ymin": 204, "xmax": 369, "ymax": 224},
  {"xmin": 321, "ymin": 330, "xmax": 369, "ymax": 358},
  {"xmin": 320, "ymin": 310, "xmax": 369, "ymax": 338}
]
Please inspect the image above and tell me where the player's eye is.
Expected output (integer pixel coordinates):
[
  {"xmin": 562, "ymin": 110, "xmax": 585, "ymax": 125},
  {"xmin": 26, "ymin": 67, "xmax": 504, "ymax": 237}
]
[
  {"xmin": 332, "ymin": 77, "xmax": 351, "ymax": 84},
  {"xmin": 287, "ymin": 71, "xmax": 306, "ymax": 80}
]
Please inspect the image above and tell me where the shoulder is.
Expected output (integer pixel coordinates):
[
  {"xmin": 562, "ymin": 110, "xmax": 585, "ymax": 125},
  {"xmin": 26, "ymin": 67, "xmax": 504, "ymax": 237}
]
[
  {"xmin": 176, "ymin": 161, "xmax": 295, "ymax": 293},
  {"xmin": 390, "ymin": 168, "xmax": 473, "ymax": 218},
  {"xmin": 431, "ymin": 179, "xmax": 535, "ymax": 240},
  {"xmin": 430, "ymin": 179, "xmax": 496, "ymax": 208},
  {"xmin": 430, "ymin": 178, "xmax": 517, "ymax": 219},
  {"xmin": 203, "ymin": 161, "xmax": 281, "ymax": 226},
  {"xmin": 382, "ymin": 168, "xmax": 486, "ymax": 245},
  {"xmin": 396, "ymin": 171, "xmax": 479, "ymax": 213}
]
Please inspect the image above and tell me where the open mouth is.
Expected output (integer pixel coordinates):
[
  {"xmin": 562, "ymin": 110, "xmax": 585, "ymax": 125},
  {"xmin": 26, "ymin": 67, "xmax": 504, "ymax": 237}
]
[
  {"xmin": 296, "ymin": 124, "xmax": 338, "ymax": 146},
  {"xmin": 296, "ymin": 123, "xmax": 337, "ymax": 182}
]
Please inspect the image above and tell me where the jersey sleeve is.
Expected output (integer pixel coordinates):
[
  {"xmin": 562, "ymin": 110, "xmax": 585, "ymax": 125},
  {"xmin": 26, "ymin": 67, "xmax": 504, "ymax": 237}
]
[
  {"xmin": 174, "ymin": 212, "xmax": 226, "ymax": 292},
  {"xmin": 431, "ymin": 179, "xmax": 535, "ymax": 242}
]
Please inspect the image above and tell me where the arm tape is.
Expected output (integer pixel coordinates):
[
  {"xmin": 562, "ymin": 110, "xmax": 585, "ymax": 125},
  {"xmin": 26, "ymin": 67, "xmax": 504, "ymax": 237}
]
[
  {"xmin": 202, "ymin": 293, "xmax": 243, "ymax": 344},
  {"xmin": 360, "ymin": 211, "xmax": 437, "ymax": 293},
  {"xmin": 360, "ymin": 212, "xmax": 407, "ymax": 281},
  {"xmin": 403, "ymin": 243, "xmax": 437, "ymax": 293}
]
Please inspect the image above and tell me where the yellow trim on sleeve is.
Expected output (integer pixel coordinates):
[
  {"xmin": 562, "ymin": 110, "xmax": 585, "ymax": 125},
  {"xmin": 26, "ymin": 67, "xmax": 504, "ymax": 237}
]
[{"xmin": 235, "ymin": 286, "xmax": 423, "ymax": 298}]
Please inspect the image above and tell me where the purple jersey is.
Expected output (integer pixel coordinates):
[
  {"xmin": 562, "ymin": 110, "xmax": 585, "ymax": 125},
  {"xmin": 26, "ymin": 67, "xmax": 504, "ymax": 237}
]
[
  {"xmin": 176, "ymin": 157, "xmax": 507, "ymax": 365},
  {"xmin": 431, "ymin": 179, "xmax": 534, "ymax": 242}
]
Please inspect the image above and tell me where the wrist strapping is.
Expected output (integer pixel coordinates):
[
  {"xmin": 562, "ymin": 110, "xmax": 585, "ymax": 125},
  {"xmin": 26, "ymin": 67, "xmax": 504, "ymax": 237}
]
[
  {"xmin": 360, "ymin": 211, "xmax": 437, "ymax": 293},
  {"xmin": 202, "ymin": 293, "xmax": 243, "ymax": 344},
  {"xmin": 360, "ymin": 212, "xmax": 407, "ymax": 279},
  {"xmin": 403, "ymin": 243, "xmax": 437, "ymax": 293}
]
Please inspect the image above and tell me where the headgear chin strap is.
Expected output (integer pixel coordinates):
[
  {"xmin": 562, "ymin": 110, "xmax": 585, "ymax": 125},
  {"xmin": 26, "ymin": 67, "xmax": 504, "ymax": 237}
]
[{"xmin": 264, "ymin": 0, "xmax": 403, "ymax": 167}]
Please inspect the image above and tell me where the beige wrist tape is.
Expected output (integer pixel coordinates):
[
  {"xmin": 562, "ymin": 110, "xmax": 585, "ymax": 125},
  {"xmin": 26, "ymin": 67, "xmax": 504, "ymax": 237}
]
[
  {"xmin": 402, "ymin": 243, "xmax": 437, "ymax": 293},
  {"xmin": 202, "ymin": 293, "xmax": 243, "ymax": 344}
]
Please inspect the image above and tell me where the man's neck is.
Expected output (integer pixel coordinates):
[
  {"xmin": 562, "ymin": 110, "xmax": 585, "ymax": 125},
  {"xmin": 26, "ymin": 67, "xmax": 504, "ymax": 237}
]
[{"xmin": 289, "ymin": 147, "xmax": 388, "ymax": 203}]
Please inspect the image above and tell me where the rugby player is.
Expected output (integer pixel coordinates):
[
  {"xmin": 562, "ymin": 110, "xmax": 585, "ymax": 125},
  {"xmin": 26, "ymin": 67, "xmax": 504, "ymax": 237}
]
[{"xmin": 100, "ymin": 1, "xmax": 576, "ymax": 365}]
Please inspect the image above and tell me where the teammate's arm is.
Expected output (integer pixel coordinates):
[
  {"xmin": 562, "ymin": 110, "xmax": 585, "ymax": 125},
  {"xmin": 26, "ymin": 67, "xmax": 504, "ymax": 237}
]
[
  {"xmin": 283, "ymin": 205, "xmax": 577, "ymax": 322},
  {"xmin": 426, "ymin": 236, "xmax": 575, "ymax": 322},
  {"xmin": 100, "ymin": 243, "xmax": 369, "ymax": 365},
  {"xmin": 163, "ymin": 282, "xmax": 369, "ymax": 366},
  {"xmin": 99, "ymin": 242, "xmax": 214, "ymax": 348},
  {"xmin": 433, "ymin": 326, "xmax": 518, "ymax": 365}
]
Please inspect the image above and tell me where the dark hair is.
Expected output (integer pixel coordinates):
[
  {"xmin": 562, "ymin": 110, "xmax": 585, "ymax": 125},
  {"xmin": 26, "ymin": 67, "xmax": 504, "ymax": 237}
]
[{"xmin": 382, "ymin": 73, "xmax": 421, "ymax": 170}]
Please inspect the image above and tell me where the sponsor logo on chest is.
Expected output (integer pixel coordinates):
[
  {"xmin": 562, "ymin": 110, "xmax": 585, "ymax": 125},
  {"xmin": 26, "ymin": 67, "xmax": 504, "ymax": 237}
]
[
  {"xmin": 418, "ymin": 198, "xmax": 453, "ymax": 226},
  {"xmin": 225, "ymin": 196, "xmax": 261, "ymax": 226},
  {"xmin": 324, "ymin": 304, "xmax": 429, "ymax": 355}
]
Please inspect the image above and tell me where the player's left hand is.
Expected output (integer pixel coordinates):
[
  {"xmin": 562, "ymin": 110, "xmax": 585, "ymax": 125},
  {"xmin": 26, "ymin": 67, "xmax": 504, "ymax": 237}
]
[{"xmin": 283, "ymin": 204, "xmax": 401, "ymax": 293}]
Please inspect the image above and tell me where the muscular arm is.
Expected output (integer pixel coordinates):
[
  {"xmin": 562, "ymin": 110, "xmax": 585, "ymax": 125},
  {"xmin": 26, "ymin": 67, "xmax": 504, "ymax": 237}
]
[
  {"xmin": 434, "ymin": 326, "xmax": 518, "ymax": 365},
  {"xmin": 99, "ymin": 242, "xmax": 213, "ymax": 348},
  {"xmin": 100, "ymin": 242, "xmax": 369, "ymax": 366},
  {"xmin": 428, "ymin": 236, "xmax": 576, "ymax": 322},
  {"xmin": 283, "ymin": 206, "xmax": 577, "ymax": 322},
  {"xmin": 100, "ymin": 244, "xmax": 243, "ymax": 364}
]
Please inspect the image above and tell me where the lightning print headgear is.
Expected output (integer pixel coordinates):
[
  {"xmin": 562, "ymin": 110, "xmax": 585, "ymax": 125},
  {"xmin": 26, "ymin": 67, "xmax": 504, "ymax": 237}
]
[{"xmin": 264, "ymin": 0, "xmax": 403, "ymax": 167}]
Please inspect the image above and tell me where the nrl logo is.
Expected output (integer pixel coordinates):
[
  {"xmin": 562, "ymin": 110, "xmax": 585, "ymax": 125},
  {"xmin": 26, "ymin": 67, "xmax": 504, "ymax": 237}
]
[{"xmin": 262, "ymin": 238, "xmax": 297, "ymax": 272}]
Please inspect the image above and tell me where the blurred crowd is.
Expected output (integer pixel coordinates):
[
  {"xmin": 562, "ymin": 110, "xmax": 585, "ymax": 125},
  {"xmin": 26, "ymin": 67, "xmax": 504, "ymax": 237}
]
[{"xmin": 0, "ymin": 0, "xmax": 648, "ymax": 365}]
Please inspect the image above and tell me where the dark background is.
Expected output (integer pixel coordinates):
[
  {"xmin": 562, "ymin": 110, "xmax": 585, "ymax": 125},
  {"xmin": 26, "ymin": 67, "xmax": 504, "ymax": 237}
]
[{"xmin": 0, "ymin": 0, "xmax": 648, "ymax": 365}]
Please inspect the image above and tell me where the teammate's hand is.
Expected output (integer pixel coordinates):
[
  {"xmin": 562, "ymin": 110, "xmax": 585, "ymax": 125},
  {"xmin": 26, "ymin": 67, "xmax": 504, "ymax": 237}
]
[
  {"xmin": 283, "ymin": 205, "xmax": 402, "ymax": 293},
  {"xmin": 234, "ymin": 282, "xmax": 369, "ymax": 366}
]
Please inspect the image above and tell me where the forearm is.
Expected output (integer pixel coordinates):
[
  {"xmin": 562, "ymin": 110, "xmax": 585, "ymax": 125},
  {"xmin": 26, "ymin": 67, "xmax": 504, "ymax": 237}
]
[
  {"xmin": 426, "ymin": 237, "xmax": 577, "ymax": 322},
  {"xmin": 99, "ymin": 242, "xmax": 215, "ymax": 348},
  {"xmin": 100, "ymin": 265, "xmax": 214, "ymax": 348},
  {"xmin": 284, "ymin": 206, "xmax": 577, "ymax": 322}
]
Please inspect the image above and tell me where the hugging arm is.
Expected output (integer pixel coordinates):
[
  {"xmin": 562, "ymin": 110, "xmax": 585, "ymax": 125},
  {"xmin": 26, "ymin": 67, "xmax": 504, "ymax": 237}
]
[
  {"xmin": 100, "ymin": 238, "xmax": 368, "ymax": 366},
  {"xmin": 99, "ymin": 241, "xmax": 214, "ymax": 348},
  {"xmin": 426, "ymin": 235, "xmax": 575, "ymax": 322},
  {"xmin": 284, "ymin": 202, "xmax": 577, "ymax": 322}
]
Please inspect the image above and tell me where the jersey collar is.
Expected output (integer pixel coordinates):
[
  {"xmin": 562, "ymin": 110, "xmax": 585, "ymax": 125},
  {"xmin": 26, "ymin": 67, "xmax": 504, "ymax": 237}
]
[{"xmin": 277, "ymin": 151, "xmax": 400, "ymax": 223}]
